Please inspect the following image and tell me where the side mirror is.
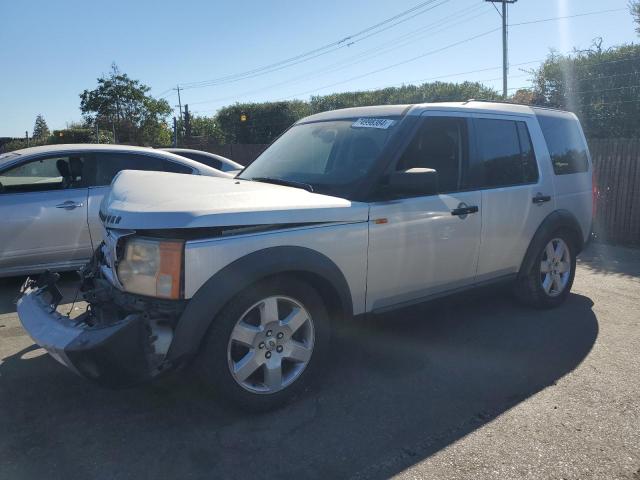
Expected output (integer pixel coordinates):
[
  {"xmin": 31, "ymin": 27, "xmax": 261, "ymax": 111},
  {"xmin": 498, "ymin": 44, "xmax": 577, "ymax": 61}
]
[{"xmin": 388, "ymin": 168, "xmax": 438, "ymax": 196}]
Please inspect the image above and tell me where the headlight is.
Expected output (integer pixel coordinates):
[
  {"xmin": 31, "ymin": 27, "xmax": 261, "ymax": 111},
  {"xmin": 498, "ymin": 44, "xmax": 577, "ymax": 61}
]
[{"xmin": 117, "ymin": 238, "xmax": 184, "ymax": 299}]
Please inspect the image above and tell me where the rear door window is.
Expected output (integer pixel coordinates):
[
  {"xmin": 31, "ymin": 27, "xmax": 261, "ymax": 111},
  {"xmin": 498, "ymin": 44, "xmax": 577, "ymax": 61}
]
[
  {"xmin": 474, "ymin": 118, "xmax": 539, "ymax": 188},
  {"xmin": 535, "ymin": 111, "xmax": 589, "ymax": 175},
  {"xmin": 94, "ymin": 153, "xmax": 194, "ymax": 186}
]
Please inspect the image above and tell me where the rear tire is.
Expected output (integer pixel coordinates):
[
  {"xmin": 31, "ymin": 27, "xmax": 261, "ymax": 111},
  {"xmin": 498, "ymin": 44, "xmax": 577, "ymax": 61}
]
[
  {"xmin": 515, "ymin": 230, "xmax": 577, "ymax": 309},
  {"xmin": 198, "ymin": 276, "xmax": 330, "ymax": 412}
]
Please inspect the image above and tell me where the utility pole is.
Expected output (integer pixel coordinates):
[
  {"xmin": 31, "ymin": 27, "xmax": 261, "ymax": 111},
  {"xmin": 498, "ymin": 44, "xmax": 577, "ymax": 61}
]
[
  {"xmin": 485, "ymin": 0, "xmax": 517, "ymax": 98},
  {"xmin": 174, "ymin": 85, "xmax": 183, "ymax": 124},
  {"xmin": 173, "ymin": 117, "xmax": 178, "ymax": 147},
  {"xmin": 173, "ymin": 85, "xmax": 184, "ymax": 143},
  {"xmin": 184, "ymin": 104, "xmax": 191, "ymax": 138}
]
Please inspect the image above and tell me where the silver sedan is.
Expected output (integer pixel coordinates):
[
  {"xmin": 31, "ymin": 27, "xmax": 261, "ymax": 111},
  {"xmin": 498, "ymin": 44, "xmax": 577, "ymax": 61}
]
[
  {"xmin": 0, "ymin": 144, "xmax": 231, "ymax": 278},
  {"xmin": 161, "ymin": 148, "xmax": 244, "ymax": 174}
]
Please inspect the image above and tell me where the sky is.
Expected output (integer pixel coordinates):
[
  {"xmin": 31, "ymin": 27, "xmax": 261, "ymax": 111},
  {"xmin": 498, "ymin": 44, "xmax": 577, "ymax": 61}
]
[{"xmin": 0, "ymin": 0, "xmax": 637, "ymax": 137}]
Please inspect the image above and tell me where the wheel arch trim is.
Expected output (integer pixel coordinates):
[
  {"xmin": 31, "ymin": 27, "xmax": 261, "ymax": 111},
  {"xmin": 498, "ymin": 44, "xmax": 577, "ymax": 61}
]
[
  {"xmin": 518, "ymin": 209, "xmax": 584, "ymax": 278},
  {"xmin": 167, "ymin": 246, "xmax": 353, "ymax": 362}
]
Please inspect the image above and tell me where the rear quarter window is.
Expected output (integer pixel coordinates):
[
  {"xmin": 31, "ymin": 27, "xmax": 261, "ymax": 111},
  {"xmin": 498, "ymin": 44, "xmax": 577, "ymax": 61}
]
[{"xmin": 536, "ymin": 111, "xmax": 589, "ymax": 175}]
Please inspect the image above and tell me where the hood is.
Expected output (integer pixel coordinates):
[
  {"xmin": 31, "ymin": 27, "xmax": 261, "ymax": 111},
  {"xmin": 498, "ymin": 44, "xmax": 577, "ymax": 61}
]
[{"xmin": 101, "ymin": 170, "xmax": 369, "ymax": 230}]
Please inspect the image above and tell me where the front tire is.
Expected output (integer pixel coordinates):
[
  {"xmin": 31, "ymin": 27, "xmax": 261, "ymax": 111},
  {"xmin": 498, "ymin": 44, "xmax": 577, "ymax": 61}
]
[
  {"xmin": 198, "ymin": 276, "xmax": 330, "ymax": 411},
  {"xmin": 515, "ymin": 230, "xmax": 577, "ymax": 308}
]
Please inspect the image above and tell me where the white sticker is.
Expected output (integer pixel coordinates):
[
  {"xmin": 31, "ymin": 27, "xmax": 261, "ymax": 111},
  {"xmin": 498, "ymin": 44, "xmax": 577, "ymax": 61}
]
[{"xmin": 351, "ymin": 118, "xmax": 396, "ymax": 129}]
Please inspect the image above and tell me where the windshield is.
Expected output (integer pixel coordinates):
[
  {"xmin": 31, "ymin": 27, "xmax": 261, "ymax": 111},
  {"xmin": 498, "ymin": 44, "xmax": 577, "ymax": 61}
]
[{"xmin": 238, "ymin": 117, "xmax": 400, "ymax": 196}]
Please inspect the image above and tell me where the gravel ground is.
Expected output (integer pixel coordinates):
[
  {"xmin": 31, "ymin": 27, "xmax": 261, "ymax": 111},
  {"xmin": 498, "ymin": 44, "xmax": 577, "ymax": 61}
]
[{"xmin": 0, "ymin": 242, "xmax": 638, "ymax": 480}]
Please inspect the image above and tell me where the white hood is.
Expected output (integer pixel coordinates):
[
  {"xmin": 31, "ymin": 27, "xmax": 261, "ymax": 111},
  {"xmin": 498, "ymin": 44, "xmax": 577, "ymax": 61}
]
[{"xmin": 101, "ymin": 170, "xmax": 369, "ymax": 230}]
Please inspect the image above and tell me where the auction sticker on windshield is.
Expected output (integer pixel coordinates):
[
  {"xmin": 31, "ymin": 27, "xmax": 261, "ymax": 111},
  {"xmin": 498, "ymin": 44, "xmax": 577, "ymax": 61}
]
[{"xmin": 352, "ymin": 118, "xmax": 396, "ymax": 129}]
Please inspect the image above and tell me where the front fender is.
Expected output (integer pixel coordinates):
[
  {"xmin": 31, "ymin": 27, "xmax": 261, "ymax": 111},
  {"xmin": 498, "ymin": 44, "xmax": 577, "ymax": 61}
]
[{"xmin": 167, "ymin": 246, "xmax": 353, "ymax": 362}]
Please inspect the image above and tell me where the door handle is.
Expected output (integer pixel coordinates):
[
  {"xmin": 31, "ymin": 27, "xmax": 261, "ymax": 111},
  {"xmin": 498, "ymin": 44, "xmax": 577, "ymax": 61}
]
[
  {"xmin": 451, "ymin": 204, "xmax": 479, "ymax": 217},
  {"xmin": 532, "ymin": 193, "xmax": 551, "ymax": 205},
  {"xmin": 55, "ymin": 200, "xmax": 84, "ymax": 210}
]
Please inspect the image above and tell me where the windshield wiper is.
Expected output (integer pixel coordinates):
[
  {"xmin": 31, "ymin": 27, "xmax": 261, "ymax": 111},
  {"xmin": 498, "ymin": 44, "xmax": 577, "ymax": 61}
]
[{"xmin": 250, "ymin": 177, "xmax": 314, "ymax": 192}]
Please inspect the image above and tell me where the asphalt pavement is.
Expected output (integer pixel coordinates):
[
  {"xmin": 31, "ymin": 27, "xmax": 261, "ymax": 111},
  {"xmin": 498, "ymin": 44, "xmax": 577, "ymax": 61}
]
[{"xmin": 0, "ymin": 242, "xmax": 638, "ymax": 480}]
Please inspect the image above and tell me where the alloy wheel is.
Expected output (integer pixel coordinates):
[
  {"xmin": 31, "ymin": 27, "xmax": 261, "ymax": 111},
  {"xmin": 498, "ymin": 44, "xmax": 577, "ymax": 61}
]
[
  {"xmin": 226, "ymin": 296, "xmax": 315, "ymax": 394},
  {"xmin": 540, "ymin": 238, "xmax": 571, "ymax": 297}
]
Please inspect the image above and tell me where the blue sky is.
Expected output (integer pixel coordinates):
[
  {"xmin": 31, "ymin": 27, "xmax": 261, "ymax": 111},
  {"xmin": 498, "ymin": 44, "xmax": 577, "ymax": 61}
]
[{"xmin": 0, "ymin": 0, "xmax": 636, "ymax": 137}]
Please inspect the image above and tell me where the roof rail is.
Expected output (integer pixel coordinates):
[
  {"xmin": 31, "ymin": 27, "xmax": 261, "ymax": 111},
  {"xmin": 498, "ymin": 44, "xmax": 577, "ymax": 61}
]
[
  {"xmin": 464, "ymin": 98, "xmax": 522, "ymax": 106},
  {"xmin": 465, "ymin": 98, "xmax": 571, "ymax": 114},
  {"xmin": 529, "ymin": 104, "xmax": 573, "ymax": 114}
]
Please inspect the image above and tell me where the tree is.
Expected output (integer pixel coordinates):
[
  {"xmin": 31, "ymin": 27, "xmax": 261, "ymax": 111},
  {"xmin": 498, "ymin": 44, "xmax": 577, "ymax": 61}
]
[
  {"xmin": 213, "ymin": 82, "xmax": 499, "ymax": 145},
  {"xmin": 175, "ymin": 115, "xmax": 225, "ymax": 144},
  {"xmin": 216, "ymin": 101, "xmax": 310, "ymax": 144},
  {"xmin": 309, "ymin": 81, "xmax": 499, "ymax": 112},
  {"xmin": 631, "ymin": 1, "xmax": 640, "ymax": 35},
  {"xmin": 32, "ymin": 114, "xmax": 50, "ymax": 139},
  {"xmin": 189, "ymin": 116, "xmax": 225, "ymax": 143},
  {"xmin": 79, "ymin": 63, "xmax": 172, "ymax": 145},
  {"xmin": 526, "ymin": 43, "xmax": 640, "ymax": 138}
]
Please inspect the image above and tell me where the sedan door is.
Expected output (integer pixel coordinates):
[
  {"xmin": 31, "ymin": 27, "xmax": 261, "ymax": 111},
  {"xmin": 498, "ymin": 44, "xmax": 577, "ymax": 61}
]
[
  {"xmin": 0, "ymin": 154, "xmax": 92, "ymax": 276},
  {"xmin": 366, "ymin": 112, "xmax": 482, "ymax": 312}
]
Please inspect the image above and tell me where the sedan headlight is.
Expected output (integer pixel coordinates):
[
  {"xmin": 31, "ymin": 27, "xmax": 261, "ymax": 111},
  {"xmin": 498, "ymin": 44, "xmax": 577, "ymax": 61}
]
[{"xmin": 117, "ymin": 238, "xmax": 184, "ymax": 299}]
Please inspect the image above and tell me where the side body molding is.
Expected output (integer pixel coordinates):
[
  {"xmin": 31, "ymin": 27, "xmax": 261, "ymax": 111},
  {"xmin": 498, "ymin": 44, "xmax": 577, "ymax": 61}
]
[
  {"xmin": 167, "ymin": 246, "xmax": 353, "ymax": 362},
  {"xmin": 518, "ymin": 209, "xmax": 586, "ymax": 278}
]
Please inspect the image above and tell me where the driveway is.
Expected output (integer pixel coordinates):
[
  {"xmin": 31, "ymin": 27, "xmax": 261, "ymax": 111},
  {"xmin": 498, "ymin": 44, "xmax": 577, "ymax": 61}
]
[{"xmin": 0, "ymin": 243, "xmax": 638, "ymax": 479}]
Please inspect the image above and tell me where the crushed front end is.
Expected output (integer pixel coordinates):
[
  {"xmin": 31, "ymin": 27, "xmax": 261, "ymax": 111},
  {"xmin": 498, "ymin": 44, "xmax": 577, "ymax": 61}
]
[{"xmin": 17, "ymin": 230, "xmax": 187, "ymax": 388}]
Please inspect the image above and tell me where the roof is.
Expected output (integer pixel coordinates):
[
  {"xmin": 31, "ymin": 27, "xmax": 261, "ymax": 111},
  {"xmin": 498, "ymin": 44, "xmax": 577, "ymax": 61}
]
[
  {"xmin": 413, "ymin": 100, "xmax": 537, "ymax": 116},
  {"xmin": 7, "ymin": 143, "xmax": 172, "ymax": 157},
  {"xmin": 0, "ymin": 143, "xmax": 230, "ymax": 177},
  {"xmin": 299, "ymin": 105, "xmax": 412, "ymax": 123},
  {"xmin": 297, "ymin": 101, "xmax": 546, "ymax": 124},
  {"xmin": 161, "ymin": 147, "xmax": 231, "ymax": 160}
]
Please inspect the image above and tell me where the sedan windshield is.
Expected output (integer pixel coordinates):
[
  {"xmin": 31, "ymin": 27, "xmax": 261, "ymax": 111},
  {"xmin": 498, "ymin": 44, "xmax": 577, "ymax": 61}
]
[{"xmin": 238, "ymin": 117, "xmax": 400, "ymax": 196}]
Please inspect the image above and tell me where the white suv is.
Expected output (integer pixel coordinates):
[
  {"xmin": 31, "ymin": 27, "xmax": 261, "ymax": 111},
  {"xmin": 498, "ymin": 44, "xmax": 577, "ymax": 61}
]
[{"xmin": 18, "ymin": 101, "xmax": 593, "ymax": 410}]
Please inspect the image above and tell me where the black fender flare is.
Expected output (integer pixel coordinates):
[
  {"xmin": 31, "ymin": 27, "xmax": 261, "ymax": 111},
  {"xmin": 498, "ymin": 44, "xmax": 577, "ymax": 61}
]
[
  {"xmin": 167, "ymin": 246, "xmax": 353, "ymax": 362},
  {"xmin": 518, "ymin": 209, "xmax": 585, "ymax": 278}
]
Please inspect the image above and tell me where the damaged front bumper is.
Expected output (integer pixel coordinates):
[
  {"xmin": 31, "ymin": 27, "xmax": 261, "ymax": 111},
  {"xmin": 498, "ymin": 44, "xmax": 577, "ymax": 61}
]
[{"xmin": 17, "ymin": 271, "xmax": 185, "ymax": 388}]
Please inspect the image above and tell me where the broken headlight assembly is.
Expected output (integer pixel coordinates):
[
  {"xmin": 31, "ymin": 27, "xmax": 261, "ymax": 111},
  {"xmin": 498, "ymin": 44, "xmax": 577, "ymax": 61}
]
[{"xmin": 116, "ymin": 237, "xmax": 184, "ymax": 299}]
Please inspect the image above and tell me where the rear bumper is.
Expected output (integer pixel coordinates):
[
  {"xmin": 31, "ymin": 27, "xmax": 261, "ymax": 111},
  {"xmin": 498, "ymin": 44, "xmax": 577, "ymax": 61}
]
[{"xmin": 17, "ymin": 284, "xmax": 157, "ymax": 388}]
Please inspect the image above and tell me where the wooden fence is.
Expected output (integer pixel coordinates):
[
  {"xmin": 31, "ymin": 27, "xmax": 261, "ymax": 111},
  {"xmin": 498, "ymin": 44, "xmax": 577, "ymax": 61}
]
[{"xmin": 590, "ymin": 138, "xmax": 640, "ymax": 246}]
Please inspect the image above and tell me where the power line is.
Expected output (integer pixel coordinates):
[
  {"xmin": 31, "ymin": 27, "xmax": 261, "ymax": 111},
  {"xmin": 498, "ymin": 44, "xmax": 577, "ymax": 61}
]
[
  {"xmin": 187, "ymin": 2, "xmax": 489, "ymax": 106},
  {"xmin": 178, "ymin": 0, "xmax": 449, "ymax": 90},
  {"xmin": 182, "ymin": 7, "xmax": 626, "ymax": 109},
  {"xmin": 279, "ymin": 27, "xmax": 501, "ymax": 99},
  {"xmin": 189, "ymin": 54, "xmax": 639, "ymax": 116},
  {"xmin": 190, "ymin": 53, "xmax": 639, "ymax": 107},
  {"xmin": 509, "ymin": 8, "xmax": 627, "ymax": 27},
  {"xmin": 278, "ymin": 8, "xmax": 632, "ymax": 101},
  {"xmin": 158, "ymin": 5, "xmax": 630, "ymax": 103}
]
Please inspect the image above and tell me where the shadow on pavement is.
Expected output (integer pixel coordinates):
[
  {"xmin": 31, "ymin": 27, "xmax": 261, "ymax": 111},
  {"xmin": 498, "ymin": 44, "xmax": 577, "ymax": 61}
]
[
  {"xmin": 0, "ymin": 290, "xmax": 598, "ymax": 479},
  {"xmin": 578, "ymin": 242, "xmax": 640, "ymax": 279}
]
